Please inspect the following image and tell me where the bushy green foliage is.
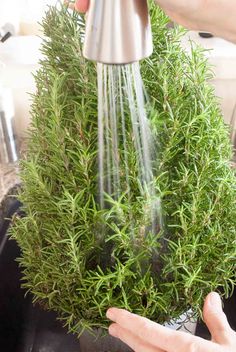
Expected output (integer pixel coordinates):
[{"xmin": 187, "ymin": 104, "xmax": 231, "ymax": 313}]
[{"xmin": 11, "ymin": 3, "xmax": 236, "ymax": 334}]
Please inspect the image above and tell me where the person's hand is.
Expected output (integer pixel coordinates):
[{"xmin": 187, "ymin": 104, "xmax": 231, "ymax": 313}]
[
  {"xmin": 65, "ymin": 0, "xmax": 89, "ymax": 13},
  {"xmin": 155, "ymin": 0, "xmax": 236, "ymax": 43},
  {"xmin": 68, "ymin": 0, "xmax": 219, "ymax": 31},
  {"xmin": 106, "ymin": 292, "xmax": 236, "ymax": 352},
  {"xmin": 154, "ymin": 0, "xmax": 208, "ymax": 31},
  {"xmin": 70, "ymin": 0, "xmax": 196, "ymax": 20},
  {"xmin": 70, "ymin": 0, "xmax": 236, "ymax": 43}
]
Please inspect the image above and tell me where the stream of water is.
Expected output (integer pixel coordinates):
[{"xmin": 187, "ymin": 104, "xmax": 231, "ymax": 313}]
[{"xmin": 97, "ymin": 62, "xmax": 162, "ymax": 234}]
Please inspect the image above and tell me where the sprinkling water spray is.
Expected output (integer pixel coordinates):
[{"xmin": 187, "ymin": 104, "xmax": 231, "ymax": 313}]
[{"xmin": 83, "ymin": 0, "xmax": 162, "ymax": 233}]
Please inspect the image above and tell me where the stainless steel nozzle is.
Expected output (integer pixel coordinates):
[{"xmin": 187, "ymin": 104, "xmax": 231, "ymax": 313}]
[{"xmin": 83, "ymin": 0, "xmax": 153, "ymax": 64}]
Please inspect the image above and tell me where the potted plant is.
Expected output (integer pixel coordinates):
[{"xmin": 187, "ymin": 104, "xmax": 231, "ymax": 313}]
[{"xmin": 11, "ymin": 2, "xmax": 236, "ymax": 350}]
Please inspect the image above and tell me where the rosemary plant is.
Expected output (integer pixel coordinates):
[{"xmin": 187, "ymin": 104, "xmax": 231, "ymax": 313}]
[{"xmin": 11, "ymin": 3, "xmax": 236, "ymax": 335}]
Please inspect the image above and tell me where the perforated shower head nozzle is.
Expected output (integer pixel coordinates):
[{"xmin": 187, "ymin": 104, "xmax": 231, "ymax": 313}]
[{"xmin": 83, "ymin": 0, "xmax": 153, "ymax": 64}]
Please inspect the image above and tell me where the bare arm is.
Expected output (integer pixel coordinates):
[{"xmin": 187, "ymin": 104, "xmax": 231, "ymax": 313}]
[{"xmin": 155, "ymin": 0, "xmax": 236, "ymax": 43}]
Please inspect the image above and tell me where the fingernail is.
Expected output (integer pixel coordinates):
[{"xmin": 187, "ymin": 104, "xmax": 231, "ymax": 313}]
[
  {"xmin": 209, "ymin": 292, "xmax": 222, "ymax": 310},
  {"xmin": 109, "ymin": 324, "xmax": 118, "ymax": 337},
  {"xmin": 106, "ymin": 308, "xmax": 115, "ymax": 320}
]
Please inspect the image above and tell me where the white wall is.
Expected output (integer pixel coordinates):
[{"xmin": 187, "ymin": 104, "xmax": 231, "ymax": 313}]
[
  {"xmin": 0, "ymin": 1, "xmax": 20, "ymax": 31},
  {"xmin": 0, "ymin": 0, "xmax": 57, "ymax": 34},
  {"xmin": 20, "ymin": 0, "xmax": 57, "ymax": 22}
]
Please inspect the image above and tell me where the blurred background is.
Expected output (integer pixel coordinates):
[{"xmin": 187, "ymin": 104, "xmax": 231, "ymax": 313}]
[{"xmin": 0, "ymin": 0, "xmax": 56, "ymax": 194}]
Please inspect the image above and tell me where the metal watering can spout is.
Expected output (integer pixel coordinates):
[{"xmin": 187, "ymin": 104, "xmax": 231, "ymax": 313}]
[{"xmin": 83, "ymin": 0, "xmax": 153, "ymax": 64}]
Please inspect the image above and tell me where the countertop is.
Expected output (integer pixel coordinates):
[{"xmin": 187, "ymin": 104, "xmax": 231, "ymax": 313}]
[
  {"xmin": 0, "ymin": 163, "xmax": 20, "ymax": 203},
  {"xmin": 0, "ymin": 163, "xmax": 20, "ymax": 231}
]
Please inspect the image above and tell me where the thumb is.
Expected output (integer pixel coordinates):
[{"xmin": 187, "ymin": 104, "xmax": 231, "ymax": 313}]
[
  {"xmin": 75, "ymin": 0, "xmax": 89, "ymax": 13},
  {"xmin": 203, "ymin": 292, "xmax": 233, "ymax": 344}
]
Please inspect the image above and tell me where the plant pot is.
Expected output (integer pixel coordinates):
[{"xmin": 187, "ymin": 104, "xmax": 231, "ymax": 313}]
[{"xmin": 79, "ymin": 329, "xmax": 132, "ymax": 352}]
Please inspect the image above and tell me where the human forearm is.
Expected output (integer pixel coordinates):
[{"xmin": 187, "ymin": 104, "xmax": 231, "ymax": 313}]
[
  {"xmin": 203, "ymin": 0, "xmax": 236, "ymax": 43},
  {"xmin": 155, "ymin": 0, "xmax": 236, "ymax": 43}
]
